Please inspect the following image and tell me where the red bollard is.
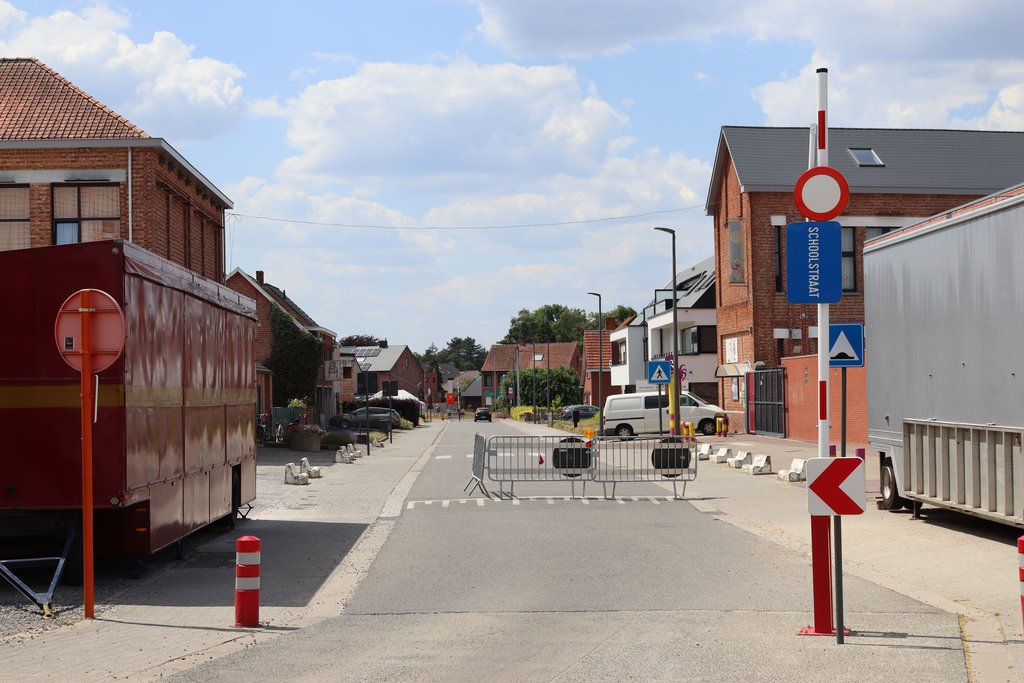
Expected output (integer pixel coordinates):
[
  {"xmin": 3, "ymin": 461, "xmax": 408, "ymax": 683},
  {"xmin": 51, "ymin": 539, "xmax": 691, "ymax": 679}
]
[
  {"xmin": 1019, "ymin": 536, "xmax": 1024, "ymax": 633},
  {"xmin": 235, "ymin": 535, "xmax": 261, "ymax": 627}
]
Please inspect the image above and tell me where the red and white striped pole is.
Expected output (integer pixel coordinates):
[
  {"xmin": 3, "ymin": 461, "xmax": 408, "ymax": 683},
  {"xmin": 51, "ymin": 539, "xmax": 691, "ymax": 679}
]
[
  {"xmin": 235, "ymin": 535, "xmax": 261, "ymax": 628},
  {"xmin": 1018, "ymin": 535, "xmax": 1024, "ymax": 632},
  {"xmin": 808, "ymin": 66, "xmax": 834, "ymax": 636}
]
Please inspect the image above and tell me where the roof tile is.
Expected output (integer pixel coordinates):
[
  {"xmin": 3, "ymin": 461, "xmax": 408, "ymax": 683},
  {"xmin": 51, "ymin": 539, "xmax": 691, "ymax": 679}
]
[{"xmin": 0, "ymin": 57, "xmax": 148, "ymax": 140}]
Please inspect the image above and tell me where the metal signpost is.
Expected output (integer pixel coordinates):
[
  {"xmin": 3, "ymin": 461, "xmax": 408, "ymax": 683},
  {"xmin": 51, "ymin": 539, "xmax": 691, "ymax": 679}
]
[
  {"xmin": 786, "ymin": 68, "xmax": 851, "ymax": 642},
  {"xmin": 54, "ymin": 289, "xmax": 126, "ymax": 620},
  {"xmin": 829, "ymin": 323, "xmax": 865, "ymax": 458},
  {"xmin": 805, "ymin": 456, "xmax": 866, "ymax": 644},
  {"xmin": 648, "ymin": 360, "xmax": 671, "ymax": 436}
]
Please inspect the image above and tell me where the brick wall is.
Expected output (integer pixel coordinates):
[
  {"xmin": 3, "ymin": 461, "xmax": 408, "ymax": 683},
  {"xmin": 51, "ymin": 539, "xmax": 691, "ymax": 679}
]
[
  {"xmin": 712, "ymin": 150, "xmax": 983, "ymax": 413},
  {"xmin": 1, "ymin": 145, "xmax": 226, "ymax": 282},
  {"xmin": 380, "ymin": 347, "xmax": 426, "ymax": 399},
  {"xmin": 226, "ymin": 274, "xmax": 272, "ymax": 362},
  {"xmin": 781, "ymin": 355, "xmax": 867, "ymax": 445}
]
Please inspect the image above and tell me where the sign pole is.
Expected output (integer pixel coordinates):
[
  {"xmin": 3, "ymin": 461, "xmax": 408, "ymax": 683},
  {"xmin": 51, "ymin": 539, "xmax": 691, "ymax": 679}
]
[
  {"xmin": 79, "ymin": 289, "xmax": 95, "ymax": 620},
  {"xmin": 658, "ymin": 384, "xmax": 664, "ymax": 436},
  {"xmin": 807, "ymin": 66, "xmax": 834, "ymax": 637}
]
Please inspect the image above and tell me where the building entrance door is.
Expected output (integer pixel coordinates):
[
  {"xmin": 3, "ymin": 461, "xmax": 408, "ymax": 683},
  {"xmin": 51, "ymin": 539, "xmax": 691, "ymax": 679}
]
[{"xmin": 752, "ymin": 368, "xmax": 785, "ymax": 437}]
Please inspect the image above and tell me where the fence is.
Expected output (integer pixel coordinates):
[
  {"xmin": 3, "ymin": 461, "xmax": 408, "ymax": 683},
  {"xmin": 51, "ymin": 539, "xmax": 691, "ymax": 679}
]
[{"xmin": 465, "ymin": 434, "xmax": 699, "ymax": 500}]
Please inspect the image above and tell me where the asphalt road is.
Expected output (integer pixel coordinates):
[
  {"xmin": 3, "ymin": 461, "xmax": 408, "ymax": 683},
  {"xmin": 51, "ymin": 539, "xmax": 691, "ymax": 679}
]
[{"xmin": 169, "ymin": 420, "xmax": 967, "ymax": 682}]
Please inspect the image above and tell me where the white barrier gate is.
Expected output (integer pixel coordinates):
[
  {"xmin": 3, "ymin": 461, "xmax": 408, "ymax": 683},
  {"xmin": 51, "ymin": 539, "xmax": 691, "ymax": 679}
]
[{"xmin": 466, "ymin": 434, "xmax": 698, "ymax": 500}]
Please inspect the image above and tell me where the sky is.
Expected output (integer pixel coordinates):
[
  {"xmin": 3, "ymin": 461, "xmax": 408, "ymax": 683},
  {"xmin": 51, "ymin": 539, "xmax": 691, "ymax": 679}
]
[{"xmin": 3, "ymin": 1, "xmax": 1024, "ymax": 354}]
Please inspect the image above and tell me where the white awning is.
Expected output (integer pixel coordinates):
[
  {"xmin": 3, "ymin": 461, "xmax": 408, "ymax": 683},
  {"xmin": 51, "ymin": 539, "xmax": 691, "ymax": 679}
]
[{"xmin": 715, "ymin": 362, "xmax": 752, "ymax": 378}]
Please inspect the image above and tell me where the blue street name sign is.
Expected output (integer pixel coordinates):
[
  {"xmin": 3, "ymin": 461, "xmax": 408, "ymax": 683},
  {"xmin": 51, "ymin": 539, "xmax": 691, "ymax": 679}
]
[
  {"xmin": 829, "ymin": 323, "xmax": 865, "ymax": 368},
  {"xmin": 786, "ymin": 221, "xmax": 842, "ymax": 304},
  {"xmin": 647, "ymin": 360, "xmax": 671, "ymax": 384}
]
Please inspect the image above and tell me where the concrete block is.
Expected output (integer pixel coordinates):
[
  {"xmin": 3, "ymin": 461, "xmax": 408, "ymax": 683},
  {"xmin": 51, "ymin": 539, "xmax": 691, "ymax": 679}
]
[
  {"xmin": 335, "ymin": 449, "xmax": 355, "ymax": 464},
  {"xmin": 697, "ymin": 443, "xmax": 712, "ymax": 461},
  {"xmin": 777, "ymin": 458, "xmax": 806, "ymax": 482},
  {"xmin": 284, "ymin": 462, "xmax": 309, "ymax": 485},
  {"xmin": 727, "ymin": 451, "xmax": 752, "ymax": 469},
  {"xmin": 742, "ymin": 454, "xmax": 772, "ymax": 475},
  {"xmin": 710, "ymin": 447, "xmax": 732, "ymax": 464},
  {"xmin": 299, "ymin": 457, "xmax": 322, "ymax": 478}
]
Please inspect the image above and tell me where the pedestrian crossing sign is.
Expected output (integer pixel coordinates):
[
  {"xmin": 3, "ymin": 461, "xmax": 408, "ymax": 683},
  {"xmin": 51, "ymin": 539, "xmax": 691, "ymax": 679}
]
[
  {"xmin": 648, "ymin": 360, "xmax": 671, "ymax": 384},
  {"xmin": 829, "ymin": 323, "xmax": 864, "ymax": 368}
]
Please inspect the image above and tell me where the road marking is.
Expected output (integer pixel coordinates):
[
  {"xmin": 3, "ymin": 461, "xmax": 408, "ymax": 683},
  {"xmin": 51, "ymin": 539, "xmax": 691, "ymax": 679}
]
[
  {"xmin": 403, "ymin": 496, "xmax": 685, "ymax": 509},
  {"xmin": 435, "ymin": 455, "xmax": 452, "ymax": 460}
]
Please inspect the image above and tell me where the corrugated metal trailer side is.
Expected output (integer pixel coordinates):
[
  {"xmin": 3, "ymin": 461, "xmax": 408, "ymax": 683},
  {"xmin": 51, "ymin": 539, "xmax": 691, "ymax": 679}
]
[
  {"xmin": 864, "ymin": 189, "xmax": 1024, "ymax": 526},
  {"xmin": 0, "ymin": 240, "xmax": 257, "ymax": 555}
]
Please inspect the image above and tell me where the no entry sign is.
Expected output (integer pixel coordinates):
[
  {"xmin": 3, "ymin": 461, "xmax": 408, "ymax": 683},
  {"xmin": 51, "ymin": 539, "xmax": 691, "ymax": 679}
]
[
  {"xmin": 54, "ymin": 289, "xmax": 126, "ymax": 372},
  {"xmin": 794, "ymin": 166, "xmax": 849, "ymax": 221}
]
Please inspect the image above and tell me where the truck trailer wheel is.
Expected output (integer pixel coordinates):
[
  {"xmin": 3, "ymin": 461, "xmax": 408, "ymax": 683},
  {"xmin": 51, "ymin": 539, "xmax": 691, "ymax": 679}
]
[{"xmin": 880, "ymin": 458, "xmax": 907, "ymax": 511}]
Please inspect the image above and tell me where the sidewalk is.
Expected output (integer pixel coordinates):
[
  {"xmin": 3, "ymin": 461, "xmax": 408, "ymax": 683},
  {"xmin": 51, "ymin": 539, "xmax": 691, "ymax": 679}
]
[
  {"xmin": 508, "ymin": 418, "xmax": 1023, "ymax": 682},
  {"xmin": 0, "ymin": 421, "xmax": 446, "ymax": 682}
]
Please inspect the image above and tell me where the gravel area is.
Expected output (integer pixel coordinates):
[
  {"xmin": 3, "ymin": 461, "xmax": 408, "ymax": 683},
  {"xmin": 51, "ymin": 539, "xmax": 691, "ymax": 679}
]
[{"xmin": 0, "ymin": 520, "xmax": 237, "ymax": 641}]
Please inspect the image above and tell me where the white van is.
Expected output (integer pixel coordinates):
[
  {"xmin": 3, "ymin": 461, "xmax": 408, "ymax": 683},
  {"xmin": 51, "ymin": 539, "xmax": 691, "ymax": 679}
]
[{"xmin": 601, "ymin": 391, "xmax": 725, "ymax": 437}]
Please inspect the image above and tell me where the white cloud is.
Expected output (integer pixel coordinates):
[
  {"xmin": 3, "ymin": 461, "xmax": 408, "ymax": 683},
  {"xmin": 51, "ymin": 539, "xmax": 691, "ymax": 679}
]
[
  {"xmin": 471, "ymin": 0, "xmax": 1024, "ymax": 132},
  {"xmin": 275, "ymin": 58, "xmax": 629, "ymax": 190},
  {"xmin": 0, "ymin": 3, "xmax": 245, "ymax": 141}
]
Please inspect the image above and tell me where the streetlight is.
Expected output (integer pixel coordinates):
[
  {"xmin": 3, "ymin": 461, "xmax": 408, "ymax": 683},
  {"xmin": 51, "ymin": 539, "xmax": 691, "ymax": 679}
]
[
  {"xmin": 654, "ymin": 227, "xmax": 680, "ymax": 437},
  {"xmin": 587, "ymin": 291, "xmax": 603, "ymax": 435}
]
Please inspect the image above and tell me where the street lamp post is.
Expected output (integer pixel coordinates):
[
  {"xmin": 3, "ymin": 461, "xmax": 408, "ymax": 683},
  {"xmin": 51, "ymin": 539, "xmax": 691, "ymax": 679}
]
[
  {"xmin": 532, "ymin": 341, "xmax": 537, "ymax": 421},
  {"xmin": 587, "ymin": 291, "xmax": 603, "ymax": 435},
  {"xmin": 654, "ymin": 227, "xmax": 680, "ymax": 437}
]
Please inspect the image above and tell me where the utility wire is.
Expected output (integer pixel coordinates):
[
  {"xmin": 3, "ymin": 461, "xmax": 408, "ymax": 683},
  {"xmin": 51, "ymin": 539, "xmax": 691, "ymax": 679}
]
[{"xmin": 226, "ymin": 204, "xmax": 704, "ymax": 231}]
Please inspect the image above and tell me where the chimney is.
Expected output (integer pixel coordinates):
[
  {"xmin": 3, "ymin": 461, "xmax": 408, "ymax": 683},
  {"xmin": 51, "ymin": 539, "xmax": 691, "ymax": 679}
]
[
  {"xmin": 256, "ymin": 270, "xmax": 264, "ymax": 285},
  {"xmin": 604, "ymin": 316, "xmax": 616, "ymax": 331}
]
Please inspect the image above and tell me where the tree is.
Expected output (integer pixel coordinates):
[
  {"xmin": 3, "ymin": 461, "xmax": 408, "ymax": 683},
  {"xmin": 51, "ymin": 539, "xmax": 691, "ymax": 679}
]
[
  {"xmin": 264, "ymin": 302, "xmax": 323, "ymax": 406},
  {"xmin": 339, "ymin": 334, "xmax": 384, "ymax": 347},
  {"xmin": 498, "ymin": 366, "xmax": 581, "ymax": 408},
  {"xmin": 438, "ymin": 336, "xmax": 487, "ymax": 370},
  {"xmin": 588, "ymin": 304, "xmax": 637, "ymax": 329},
  {"xmin": 499, "ymin": 304, "xmax": 589, "ymax": 344}
]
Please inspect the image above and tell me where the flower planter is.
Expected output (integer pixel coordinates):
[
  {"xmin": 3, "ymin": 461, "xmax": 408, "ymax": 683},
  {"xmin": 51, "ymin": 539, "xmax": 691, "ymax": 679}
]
[{"xmin": 290, "ymin": 431, "xmax": 323, "ymax": 452}]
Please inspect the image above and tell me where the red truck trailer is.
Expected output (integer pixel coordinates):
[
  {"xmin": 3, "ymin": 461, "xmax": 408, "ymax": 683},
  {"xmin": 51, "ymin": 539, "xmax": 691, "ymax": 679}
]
[{"xmin": 0, "ymin": 240, "xmax": 257, "ymax": 567}]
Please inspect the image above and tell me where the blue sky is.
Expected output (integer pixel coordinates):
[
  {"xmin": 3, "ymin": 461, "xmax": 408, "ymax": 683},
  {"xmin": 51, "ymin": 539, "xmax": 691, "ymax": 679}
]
[{"xmin": 4, "ymin": 1, "xmax": 1024, "ymax": 353}]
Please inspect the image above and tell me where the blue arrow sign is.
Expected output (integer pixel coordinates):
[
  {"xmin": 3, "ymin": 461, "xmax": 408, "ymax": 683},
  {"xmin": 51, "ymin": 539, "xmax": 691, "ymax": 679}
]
[
  {"xmin": 829, "ymin": 323, "xmax": 864, "ymax": 368},
  {"xmin": 647, "ymin": 360, "xmax": 671, "ymax": 384},
  {"xmin": 786, "ymin": 221, "xmax": 842, "ymax": 304}
]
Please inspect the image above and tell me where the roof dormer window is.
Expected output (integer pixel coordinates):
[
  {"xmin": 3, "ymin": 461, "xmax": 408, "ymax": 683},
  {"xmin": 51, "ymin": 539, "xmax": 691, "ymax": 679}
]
[{"xmin": 848, "ymin": 148, "xmax": 884, "ymax": 166}]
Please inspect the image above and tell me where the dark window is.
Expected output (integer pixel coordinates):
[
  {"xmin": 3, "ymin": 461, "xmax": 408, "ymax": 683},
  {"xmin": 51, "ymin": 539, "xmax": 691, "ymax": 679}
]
[
  {"xmin": 342, "ymin": 365, "xmax": 352, "ymax": 379},
  {"xmin": 865, "ymin": 226, "xmax": 898, "ymax": 241},
  {"xmin": 728, "ymin": 220, "xmax": 745, "ymax": 283},
  {"xmin": 645, "ymin": 395, "xmax": 668, "ymax": 409},
  {"xmin": 774, "ymin": 223, "xmax": 783, "ymax": 293},
  {"xmin": 52, "ymin": 184, "xmax": 120, "ymax": 245},
  {"xmin": 682, "ymin": 326, "xmax": 716, "ymax": 355},
  {"xmin": 0, "ymin": 186, "xmax": 30, "ymax": 251},
  {"xmin": 848, "ymin": 148, "xmax": 884, "ymax": 166},
  {"xmin": 841, "ymin": 226, "xmax": 855, "ymax": 292}
]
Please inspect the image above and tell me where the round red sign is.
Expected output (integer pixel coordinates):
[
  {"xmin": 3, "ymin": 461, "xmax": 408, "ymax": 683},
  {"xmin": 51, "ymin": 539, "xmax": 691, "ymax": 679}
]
[
  {"xmin": 794, "ymin": 166, "xmax": 850, "ymax": 221},
  {"xmin": 54, "ymin": 289, "xmax": 126, "ymax": 373}
]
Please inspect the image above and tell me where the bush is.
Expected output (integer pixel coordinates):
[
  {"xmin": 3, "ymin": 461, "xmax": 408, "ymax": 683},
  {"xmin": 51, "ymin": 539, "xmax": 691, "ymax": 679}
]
[
  {"xmin": 511, "ymin": 406, "xmax": 542, "ymax": 421},
  {"xmin": 399, "ymin": 418, "xmax": 414, "ymax": 430},
  {"xmin": 323, "ymin": 430, "xmax": 357, "ymax": 447}
]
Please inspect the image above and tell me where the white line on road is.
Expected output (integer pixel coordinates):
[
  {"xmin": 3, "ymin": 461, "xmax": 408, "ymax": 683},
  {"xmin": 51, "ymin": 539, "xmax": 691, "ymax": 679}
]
[{"xmin": 435, "ymin": 455, "xmax": 452, "ymax": 459}]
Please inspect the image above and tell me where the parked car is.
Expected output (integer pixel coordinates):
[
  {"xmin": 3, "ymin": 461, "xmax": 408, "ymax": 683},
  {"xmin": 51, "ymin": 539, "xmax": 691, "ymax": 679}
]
[
  {"xmin": 474, "ymin": 407, "xmax": 492, "ymax": 422},
  {"xmin": 331, "ymin": 407, "xmax": 399, "ymax": 431},
  {"xmin": 601, "ymin": 391, "xmax": 725, "ymax": 437},
  {"xmin": 559, "ymin": 405, "xmax": 600, "ymax": 420}
]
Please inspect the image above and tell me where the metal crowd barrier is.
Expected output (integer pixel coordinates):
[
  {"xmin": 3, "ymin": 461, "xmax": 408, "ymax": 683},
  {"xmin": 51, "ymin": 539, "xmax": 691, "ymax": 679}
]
[{"xmin": 465, "ymin": 434, "xmax": 698, "ymax": 500}]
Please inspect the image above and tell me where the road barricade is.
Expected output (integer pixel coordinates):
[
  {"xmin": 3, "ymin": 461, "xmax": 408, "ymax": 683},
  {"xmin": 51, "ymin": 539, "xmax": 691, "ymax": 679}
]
[{"xmin": 467, "ymin": 434, "xmax": 698, "ymax": 500}]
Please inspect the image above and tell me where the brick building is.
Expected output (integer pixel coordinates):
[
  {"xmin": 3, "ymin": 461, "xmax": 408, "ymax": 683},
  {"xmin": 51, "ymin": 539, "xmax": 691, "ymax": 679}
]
[
  {"xmin": 582, "ymin": 318, "xmax": 618, "ymax": 407},
  {"xmin": 0, "ymin": 58, "xmax": 230, "ymax": 282},
  {"xmin": 338, "ymin": 345, "xmax": 425, "ymax": 405},
  {"xmin": 226, "ymin": 269, "xmax": 340, "ymax": 422},
  {"xmin": 706, "ymin": 126, "xmax": 1024, "ymax": 438},
  {"xmin": 480, "ymin": 342, "xmax": 582, "ymax": 406}
]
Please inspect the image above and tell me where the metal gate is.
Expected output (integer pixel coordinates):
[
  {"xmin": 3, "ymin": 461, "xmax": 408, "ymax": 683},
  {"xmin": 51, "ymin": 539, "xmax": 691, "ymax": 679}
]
[{"xmin": 752, "ymin": 368, "xmax": 785, "ymax": 437}]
